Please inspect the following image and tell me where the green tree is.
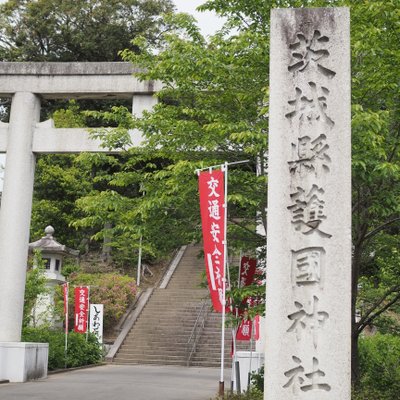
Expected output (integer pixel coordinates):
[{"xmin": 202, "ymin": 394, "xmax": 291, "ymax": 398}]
[
  {"xmin": 347, "ymin": 0, "xmax": 400, "ymax": 383},
  {"xmin": 357, "ymin": 334, "xmax": 400, "ymax": 400},
  {"xmin": 74, "ymin": 11, "xmax": 269, "ymax": 264},
  {"xmin": 79, "ymin": 0, "xmax": 400, "ymax": 384},
  {"xmin": 0, "ymin": 0, "xmax": 175, "ymax": 61},
  {"xmin": 203, "ymin": 0, "xmax": 400, "ymax": 384},
  {"xmin": 0, "ymin": 0, "xmax": 177, "ymax": 254}
]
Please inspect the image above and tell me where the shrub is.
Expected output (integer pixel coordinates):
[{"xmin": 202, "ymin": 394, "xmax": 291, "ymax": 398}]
[
  {"xmin": 22, "ymin": 327, "xmax": 102, "ymax": 370},
  {"xmin": 250, "ymin": 366, "xmax": 264, "ymax": 393},
  {"xmin": 59, "ymin": 272, "xmax": 137, "ymax": 331},
  {"xmin": 357, "ymin": 333, "xmax": 400, "ymax": 400},
  {"xmin": 23, "ymin": 250, "xmax": 49, "ymax": 327},
  {"xmin": 352, "ymin": 387, "xmax": 387, "ymax": 400}
]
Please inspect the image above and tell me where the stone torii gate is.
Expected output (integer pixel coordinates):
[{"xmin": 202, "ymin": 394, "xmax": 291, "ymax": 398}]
[{"xmin": 0, "ymin": 62, "xmax": 160, "ymax": 381}]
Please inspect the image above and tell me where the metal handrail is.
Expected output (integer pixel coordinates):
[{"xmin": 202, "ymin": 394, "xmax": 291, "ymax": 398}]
[{"xmin": 186, "ymin": 300, "xmax": 209, "ymax": 366}]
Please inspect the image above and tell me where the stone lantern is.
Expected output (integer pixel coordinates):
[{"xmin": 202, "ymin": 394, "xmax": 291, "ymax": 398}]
[{"xmin": 28, "ymin": 226, "xmax": 79, "ymax": 327}]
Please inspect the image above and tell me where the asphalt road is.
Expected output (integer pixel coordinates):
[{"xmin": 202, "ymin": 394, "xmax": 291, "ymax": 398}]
[{"xmin": 0, "ymin": 364, "xmax": 232, "ymax": 400}]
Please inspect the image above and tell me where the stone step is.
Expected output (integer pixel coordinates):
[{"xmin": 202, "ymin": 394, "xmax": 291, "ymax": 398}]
[
  {"xmin": 123, "ymin": 336, "xmax": 193, "ymax": 343},
  {"xmin": 117, "ymin": 352, "xmax": 188, "ymax": 359},
  {"xmin": 190, "ymin": 361, "xmax": 231, "ymax": 368},
  {"xmin": 115, "ymin": 354, "xmax": 187, "ymax": 362},
  {"xmin": 149, "ymin": 292, "xmax": 205, "ymax": 296},
  {"xmin": 131, "ymin": 317, "xmax": 200, "ymax": 325},
  {"xmin": 142, "ymin": 302, "xmax": 204, "ymax": 308},
  {"xmin": 131, "ymin": 320, "xmax": 199, "ymax": 326},
  {"xmin": 113, "ymin": 359, "xmax": 187, "ymax": 366},
  {"xmin": 117, "ymin": 349, "xmax": 188, "ymax": 357},
  {"xmin": 122, "ymin": 339, "xmax": 189, "ymax": 348},
  {"xmin": 131, "ymin": 319, "xmax": 200, "ymax": 326},
  {"xmin": 122, "ymin": 338, "xmax": 191, "ymax": 346},
  {"xmin": 145, "ymin": 297, "xmax": 206, "ymax": 303},
  {"xmin": 123, "ymin": 332, "xmax": 191, "ymax": 339},
  {"xmin": 133, "ymin": 312, "xmax": 202, "ymax": 319}
]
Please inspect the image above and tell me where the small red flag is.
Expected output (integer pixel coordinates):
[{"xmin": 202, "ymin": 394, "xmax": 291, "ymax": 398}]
[
  {"xmin": 236, "ymin": 319, "xmax": 252, "ymax": 341},
  {"xmin": 239, "ymin": 257, "xmax": 257, "ymax": 287}
]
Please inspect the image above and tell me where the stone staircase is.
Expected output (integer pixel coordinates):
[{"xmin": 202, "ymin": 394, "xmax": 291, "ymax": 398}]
[
  {"xmin": 112, "ymin": 244, "xmax": 254, "ymax": 366},
  {"xmin": 190, "ymin": 309, "xmax": 255, "ymax": 368},
  {"xmin": 113, "ymin": 244, "xmax": 208, "ymax": 365}
]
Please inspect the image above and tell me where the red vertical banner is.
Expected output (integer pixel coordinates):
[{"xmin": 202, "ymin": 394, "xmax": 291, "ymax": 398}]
[
  {"xmin": 239, "ymin": 256, "xmax": 257, "ymax": 287},
  {"xmin": 74, "ymin": 286, "xmax": 89, "ymax": 334},
  {"xmin": 199, "ymin": 170, "xmax": 225, "ymax": 313}
]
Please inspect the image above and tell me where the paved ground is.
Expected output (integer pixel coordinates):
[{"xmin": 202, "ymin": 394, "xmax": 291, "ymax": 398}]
[{"xmin": 0, "ymin": 364, "xmax": 232, "ymax": 400}]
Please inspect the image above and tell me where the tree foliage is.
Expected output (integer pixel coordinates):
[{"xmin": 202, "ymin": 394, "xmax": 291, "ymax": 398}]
[
  {"xmin": 357, "ymin": 334, "xmax": 400, "ymax": 400},
  {"xmin": 0, "ymin": 0, "xmax": 175, "ymax": 61},
  {"xmin": 0, "ymin": 0, "xmax": 176, "ymax": 251},
  {"xmin": 23, "ymin": 250, "xmax": 48, "ymax": 327},
  {"xmin": 74, "ymin": 11, "xmax": 269, "ymax": 265},
  {"xmin": 347, "ymin": 0, "xmax": 400, "ymax": 381}
]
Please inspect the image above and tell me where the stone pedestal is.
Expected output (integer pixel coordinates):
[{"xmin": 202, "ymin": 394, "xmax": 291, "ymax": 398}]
[
  {"xmin": 233, "ymin": 351, "xmax": 264, "ymax": 393},
  {"xmin": 0, "ymin": 342, "xmax": 48, "ymax": 382}
]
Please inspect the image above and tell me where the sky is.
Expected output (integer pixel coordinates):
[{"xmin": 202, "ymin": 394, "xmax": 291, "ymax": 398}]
[
  {"xmin": 173, "ymin": 0, "xmax": 225, "ymax": 37},
  {"xmin": 0, "ymin": 1, "xmax": 225, "ymax": 190}
]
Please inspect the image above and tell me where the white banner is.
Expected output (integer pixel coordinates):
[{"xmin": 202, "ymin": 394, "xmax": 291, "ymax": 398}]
[{"xmin": 89, "ymin": 304, "xmax": 104, "ymax": 344}]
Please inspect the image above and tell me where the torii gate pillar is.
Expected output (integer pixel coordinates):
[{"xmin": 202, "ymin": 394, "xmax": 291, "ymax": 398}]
[
  {"xmin": 0, "ymin": 92, "xmax": 40, "ymax": 343},
  {"xmin": 0, "ymin": 62, "xmax": 159, "ymax": 382}
]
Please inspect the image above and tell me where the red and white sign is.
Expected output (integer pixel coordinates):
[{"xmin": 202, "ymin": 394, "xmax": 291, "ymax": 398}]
[
  {"xmin": 236, "ymin": 316, "xmax": 260, "ymax": 341},
  {"xmin": 199, "ymin": 170, "xmax": 225, "ymax": 313},
  {"xmin": 236, "ymin": 319, "xmax": 252, "ymax": 341},
  {"xmin": 74, "ymin": 286, "xmax": 89, "ymax": 334},
  {"xmin": 239, "ymin": 256, "xmax": 257, "ymax": 287}
]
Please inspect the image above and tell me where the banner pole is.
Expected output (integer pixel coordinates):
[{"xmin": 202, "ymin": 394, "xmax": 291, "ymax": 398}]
[
  {"xmin": 219, "ymin": 161, "xmax": 229, "ymax": 396},
  {"xmin": 248, "ymin": 318, "xmax": 254, "ymax": 389},
  {"xmin": 231, "ymin": 251, "xmax": 242, "ymax": 389},
  {"xmin": 64, "ymin": 282, "xmax": 69, "ymax": 369},
  {"xmin": 137, "ymin": 235, "xmax": 142, "ymax": 286},
  {"xmin": 86, "ymin": 285, "xmax": 90, "ymax": 342},
  {"xmin": 236, "ymin": 252, "xmax": 242, "ymax": 353}
]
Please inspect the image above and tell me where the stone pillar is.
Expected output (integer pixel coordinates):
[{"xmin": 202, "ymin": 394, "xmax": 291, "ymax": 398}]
[
  {"xmin": 131, "ymin": 94, "xmax": 157, "ymax": 146},
  {"xmin": 265, "ymin": 8, "xmax": 351, "ymax": 400},
  {"xmin": 0, "ymin": 92, "xmax": 40, "ymax": 342},
  {"xmin": 132, "ymin": 94, "xmax": 157, "ymax": 118}
]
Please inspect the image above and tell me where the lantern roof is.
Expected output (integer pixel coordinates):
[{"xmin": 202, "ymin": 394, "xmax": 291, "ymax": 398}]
[{"xmin": 28, "ymin": 226, "xmax": 79, "ymax": 257}]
